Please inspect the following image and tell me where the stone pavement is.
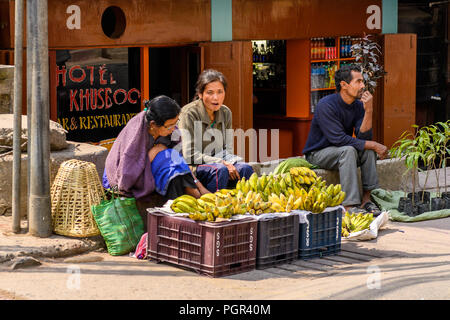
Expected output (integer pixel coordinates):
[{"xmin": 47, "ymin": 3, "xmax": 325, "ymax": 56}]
[
  {"xmin": 0, "ymin": 215, "xmax": 449, "ymax": 300},
  {"xmin": 0, "ymin": 216, "xmax": 105, "ymax": 269},
  {"xmin": 0, "ymin": 166, "xmax": 448, "ymax": 275}
]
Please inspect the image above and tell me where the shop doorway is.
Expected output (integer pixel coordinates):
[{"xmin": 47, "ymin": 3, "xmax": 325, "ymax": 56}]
[{"xmin": 148, "ymin": 46, "xmax": 202, "ymax": 107}]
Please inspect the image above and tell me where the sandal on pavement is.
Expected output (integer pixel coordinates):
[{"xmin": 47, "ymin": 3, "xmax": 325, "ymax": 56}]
[
  {"xmin": 363, "ymin": 201, "xmax": 382, "ymax": 216},
  {"xmin": 346, "ymin": 206, "xmax": 367, "ymax": 214}
]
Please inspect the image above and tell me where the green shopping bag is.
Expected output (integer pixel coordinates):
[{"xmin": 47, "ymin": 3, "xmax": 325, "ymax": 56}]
[{"xmin": 91, "ymin": 188, "xmax": 144, "ymax": 256}]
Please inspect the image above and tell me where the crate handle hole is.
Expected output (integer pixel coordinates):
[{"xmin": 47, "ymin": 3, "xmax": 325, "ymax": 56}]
[{"xmin": 230, "ymin": 262, "xmax": 242, "ymax": 269}]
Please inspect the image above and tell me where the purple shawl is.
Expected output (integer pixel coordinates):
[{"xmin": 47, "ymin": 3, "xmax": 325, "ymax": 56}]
[{"xmin": 105, "ymin": 111, "xmax": 155, "ymax": 201}]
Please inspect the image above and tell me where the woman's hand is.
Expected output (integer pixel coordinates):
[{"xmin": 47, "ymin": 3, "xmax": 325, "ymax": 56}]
[
  {"xmin": 223, "ymin": 161, "xmax": 240, "ymax": 180},
  {"xmin": 148, "ymin": 144, "xmax": 167, "ymax": 162}
]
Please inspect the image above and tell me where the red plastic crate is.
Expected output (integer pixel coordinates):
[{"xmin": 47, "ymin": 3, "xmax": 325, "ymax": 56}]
[{"xmin": 147, "ymin": 211, "xmax": 258, "ymax": 277}]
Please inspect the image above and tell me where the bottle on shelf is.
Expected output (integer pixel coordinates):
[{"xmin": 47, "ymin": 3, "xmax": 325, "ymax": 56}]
[
  {"xmin": 266, "ymin": 41, "xmax": 273, "ymax": 63},
  {"xmin": 340, "ymin": 36, "xmax": 346, "ymax": 58},
  {"xmin": 320, "ymin": 38, "xmax": 325, "ymax": 60},
  {"xmin": 311, "ymin": 64, "xmax": 317, "ymax": 89},
  {"xmin": 253, "ymin": 42, "xmax": 259, "ymax": 62},
  {"xmin": 259, "ymin": 44, "xmax": 266, "ymax": 62},
  {"xmin": 347, "ymin": 37, "xmax": 353, "ymax": 58},
  {"xmin": 320, "ymin": 64, "xmax": 326, "ymax": 88},
  {"xmin": 331, "ymin": 38, "xmax": 337, "ymax": 59},
  {"xmin": 324, "ymin": 38, "xmax": 335, "ymax": 60},
  {"xmin": 311, "ymin": 90, "xmax": 336, "ymax": 114}
]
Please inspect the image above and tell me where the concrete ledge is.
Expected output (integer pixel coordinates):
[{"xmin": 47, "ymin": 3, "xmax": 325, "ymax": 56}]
[
  {"xmin": 250, "ymin": 156, "xmax": 416, "ymax": 192},
  {"xmin": 0, "ymin": 141, "xmax": 108, "ymax": 217}
]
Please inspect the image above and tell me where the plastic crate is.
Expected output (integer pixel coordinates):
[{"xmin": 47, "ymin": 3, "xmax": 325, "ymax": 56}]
[
  {"xmin": 298, "ymin": 208, "xmax": 342, "ymax": 260},
  {"xmin": 256, "ymin": 214, "xmax": 299, "ymax": 269},
  {"xmin": 147, "ymin": 211, "xmax": 258, "ymax": 277}
]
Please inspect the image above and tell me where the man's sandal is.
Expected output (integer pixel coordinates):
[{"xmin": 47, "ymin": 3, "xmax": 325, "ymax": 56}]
[{"xmin": 362, "ymin": 201, "xmax": 382, "ymax": 216}]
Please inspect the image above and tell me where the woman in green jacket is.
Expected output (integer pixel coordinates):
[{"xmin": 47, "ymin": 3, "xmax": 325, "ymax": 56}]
[{"xmin": 179, "ymin": 69, "xmax": 254, "ymax": 192}]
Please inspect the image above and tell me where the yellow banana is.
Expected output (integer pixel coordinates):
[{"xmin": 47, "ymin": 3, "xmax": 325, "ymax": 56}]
[
  {"xmin": 287, "ymin": 194, "xmax": 294, "ymax": 207},
  {"xmin": 311, "ymin": 202, "xmax": 321, "ymax": 213},
  {"xmin": 333, "ymin": 184, "xmax": 342, "ymax": 196},
  {"xmin": 337, "ymin": 191, "xmax": 346, "ymax": 205},
  {"xmin": 256, "ymin": 178, "xmax": 263, "ymax": 193},
  {"xmin": 279, "ymin": 193, "xmax": 287, "ymax": 206},
  {"xmin": 249, "ymin": 172, "xmax": 258, "ymax": 190},
  {"xmin": 207, "ymin": 212, "xmax": 215, "ymax": 221},
  {"xmin": 271, "ymin": 202, "xmax": 283, "ymax": 212},
  {"xmin": 319, "ymin": 202, "xmax": 326, "ymax": 213},
  {"xmin": 171, "ymin": 204, "xmax": 185, "ymax": 213},
  {"xmin": 245, "ymin": 190, "xmax": 254, "ymax": 203},
  {"xmin": 303, "ymin": 198, "xmax": 313, "ymax": 211},
  {"xmin": 259, "ymin": 173, "xmax": 267, "ymax": 191},
  {"xmin": 290, "ymin": 167, "xmax": 300, "ymax": 176},
  {"xmin": 260, "ymin": 202, "xmax": 271, "ymax": 211},
  {"xmin": 280, "ymin": 178, "xmax": 287, "ymax": 192},
  {"xmin": 293, "ymin": 197, "xmax": 303, "ymax": 210},
  {"xmin": 306, "ymin": 167, "xmax": 317, "ymax": 178},
  {"xmin": 303, "ymin": 176, "xmax": 311, "ymax": 185},
  {"xmin": 200, "ymin": 193, "xmax": 217, "ymax": 204},
  {"xmin": 172, "ymin": 201, "xmax": 197, "ymax": 213},
  {"xmin": 173, "ymin": 195, "xmax": 198, "ymax": 208},
  {"xmin": 215, "ymin": 197, "xmax": 225, "ymax": 207}
]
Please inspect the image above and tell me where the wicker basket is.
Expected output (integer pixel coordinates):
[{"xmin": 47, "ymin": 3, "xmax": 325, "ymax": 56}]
[{"xmin": 50, "ymin": 159, "xmax": 105, "ymax": 237}]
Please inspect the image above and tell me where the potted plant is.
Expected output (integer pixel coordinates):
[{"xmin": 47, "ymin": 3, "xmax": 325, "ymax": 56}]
[
  {"xmin": 427, "ymin": 121, "xmax": 450, "ymax": 210},
  {"xmin": 351, "ymin": 34, "xmax": 387, "ymax": 94},
  {"xmin": 390, "ymin": 125, "xmax": 429, "ymax": 216},
  {"xmin": 436, "ymin": 120, "xmax": 450, "ymax": 206}
]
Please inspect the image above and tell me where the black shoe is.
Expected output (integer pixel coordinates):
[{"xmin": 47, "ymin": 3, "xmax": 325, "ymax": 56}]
[{"xmin": 363, "ymin": 201, "xmax": 382, "ymax": 216}]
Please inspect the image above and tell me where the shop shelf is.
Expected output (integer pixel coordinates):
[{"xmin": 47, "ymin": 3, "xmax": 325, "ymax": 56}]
[
  {"xmin": 298, "ymin": 208, "xmax": 342, "ymax": 260},
  {"xmin": 311, "ymin": 87, "xmax": 336, "ymax": 92},
  {"xmin": 147, "ymin": 211, "xmax": 258, "ymax": 278},
  {"xmin": 256, "ymin": 214, "xmax": 299, "ymax": 269}
]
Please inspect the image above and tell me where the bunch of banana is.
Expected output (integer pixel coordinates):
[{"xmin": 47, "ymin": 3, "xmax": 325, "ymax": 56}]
[
  {"xmin": 289, "ymin": 166, "xmax": 318, "ymax": 186},
  {"xmin": 311, "ymin": 176, "xmax": 327, "ymax": 191},
  {"xmin": 171, "ymin": 194, "xmax": 200, "ymax": 214},
  {"xmin": 236, "ymin": 176, "xmax": 251, "ymax": 195},
  {"xmin": 324, "ymin": 184, "xmax": 346, "ymax": 207},
  {"xmin": 341, "ymin": 211, "xmax": 374, "ymax": 237},
  {"xmin": 237, "ymin": 173, "xmax": 270, "ymax": 197},
  {"xmin": 298, "ymin": 186, "xmax": 329, "ymax": 213},
  {"xmin": 197, "ymin": 192, "xmax": 235, "ymax": 221},
  {"xmin": 242, "ymin": 190, "xmax": 272, "ymax": 215},
  {"xmin": 171, "ymin": 195, "xmax": 209, "ymax": 221},
  {"xmin": 268, "ymin": 193, "xmax": 300, "ymax": 213}
]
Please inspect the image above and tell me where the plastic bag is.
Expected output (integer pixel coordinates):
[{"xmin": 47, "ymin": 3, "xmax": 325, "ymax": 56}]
[
  {"xmin": 343, "ymin": 211, "xmax": 389, "ymax": 241},
  {"xmin": 91, "ymin": 190, "xmax": 144, "ymax": 256}
]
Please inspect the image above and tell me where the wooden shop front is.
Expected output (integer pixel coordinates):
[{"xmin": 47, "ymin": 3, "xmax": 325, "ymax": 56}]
[{"xmin": 0, "ymin": 0, "xmax": 416, "ymax": 157}]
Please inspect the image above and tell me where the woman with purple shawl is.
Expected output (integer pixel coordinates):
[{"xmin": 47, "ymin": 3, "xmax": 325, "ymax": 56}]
[{"xmin": 103, "ymin": 95, "xmax": 210, "ymax": 205}]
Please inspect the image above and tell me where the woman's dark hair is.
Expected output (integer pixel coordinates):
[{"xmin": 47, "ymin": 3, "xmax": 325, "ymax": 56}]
[
  {"xmin": 335, "ymin": 64, "xmax": 362, "ymax": 92},
  {"xmin": 193, "ymin": 69, "xmax": 228, "ymax": 100},
  {"xmin": 144, "ymin": 95, "xmax": 181, "ymax": 126}
]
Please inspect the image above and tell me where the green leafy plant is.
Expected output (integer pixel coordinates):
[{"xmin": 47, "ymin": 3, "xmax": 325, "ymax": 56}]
[
  {"xmin": 391, "ymin": 120, "xmax": 450, "ymax": 205},
  {"xmin": 351, "ymin": 34, "xmax": 387, "ymax": 94},
  {"xmin": 390, "ymin": 125, "xmax": 427, "ymax": 205},
  {"xmin": 428, "ymin": 120, "xmax": 450, "ymax": 196}
]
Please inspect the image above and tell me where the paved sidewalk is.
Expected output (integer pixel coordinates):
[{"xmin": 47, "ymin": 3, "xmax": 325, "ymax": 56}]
[
  {"xmin": 0, "ymin": 215, "xmax": 449, "ymax": 300},
  {"xmin": 0, "ymin": 216, "xmax": 105, "ymax": 267}
]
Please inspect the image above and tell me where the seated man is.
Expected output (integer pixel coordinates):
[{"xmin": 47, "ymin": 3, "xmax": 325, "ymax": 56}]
[{"xmin": 302, "ymin": 64, "xmax": 388, "ymax": 214}]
